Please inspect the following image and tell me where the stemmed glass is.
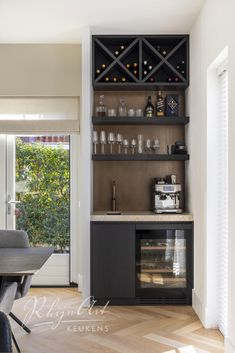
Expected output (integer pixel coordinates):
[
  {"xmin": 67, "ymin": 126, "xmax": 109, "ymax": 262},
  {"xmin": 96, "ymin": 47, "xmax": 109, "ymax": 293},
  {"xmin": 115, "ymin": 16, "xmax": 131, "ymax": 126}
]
[
  {"xmin": 100, "ymin": 130, "xmax": 106, "ymax": 154},
  {"xmin": 145, "ymin": 139, "xmax": 152, "ymax": 153},
  {"xmin": 116, "ymin": 133, "xmax": 123, "ymax": 154},
  {"xmin": 108, "ymin": 132, "xmax": 116, "ymax": 154},
  {"xmin": 123, "ymin": 139, "xmax": 129, "ymax": 154},
  {"xmin": 130, "ymin": 138, "xmax": 137, "ymax": 154},
  {"xmin": 92, "ymin": 131, "xmax": 99, "ymax": 154},
  {"xmin": 152, "ymin": 139, "xmax": 160, "ymax": 154}
]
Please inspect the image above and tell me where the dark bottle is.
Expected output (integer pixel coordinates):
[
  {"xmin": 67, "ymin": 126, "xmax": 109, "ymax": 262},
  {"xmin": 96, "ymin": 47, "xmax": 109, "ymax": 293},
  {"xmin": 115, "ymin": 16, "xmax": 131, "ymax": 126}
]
[
  {"xmin": 126, "ymin": 63, "xmax": 131, "ymax": 69},
  {"xmin": 121, "ymin": 77, "xmax": 126, "ymax": 82},
  {"xmin": 114, "ymin": 50, "xmax": 119, "ymax": 56},
  {"xmin": 145, "ymin": 96, "xmax": 154, "ymax": 118},
  {"xmin": 133, "ymin": 70, "xmax": 138, "ymax": 75},
  {"xmin": 167, "ymin": 77, "xmax": 172, "ymax": 82},
  {"xmin": 133, "ymin": 63, "xmax": 138, "ymax": 68},
  {"xmin": 105, "ymin": 76, "xmax": 110, "ymax": 82},
  {"xmin": 96, "ymin": 68, "xmax": 101, "ymax": 75},
  {"xmin": 120, "ymin": 45, "xmax": 125, "ymax": 51},
  {"xmin": 162, "ymin": 50, "xmax": 167, "ymax": 56},
  {"xmin": 156, "ymin": 91, "xmax": 165, "ymax": 117},
  {"xmin": 101, "ymin": 63, "xmax": 106, "ymax": 70},
  {"xmin": 149, "ymin": 77, "xmax": 155, "ymax": 82},
  {"xmin": 113, "ymin": 77, "xmax": 118, "ymax": 82}
]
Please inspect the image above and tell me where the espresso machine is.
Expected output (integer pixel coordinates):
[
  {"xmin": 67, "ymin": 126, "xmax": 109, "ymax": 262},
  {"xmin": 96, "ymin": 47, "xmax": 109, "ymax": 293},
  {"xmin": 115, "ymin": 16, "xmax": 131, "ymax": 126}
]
[{"xmin": 153, "ymin": 175, "xmax": 183, "ymax": 214}]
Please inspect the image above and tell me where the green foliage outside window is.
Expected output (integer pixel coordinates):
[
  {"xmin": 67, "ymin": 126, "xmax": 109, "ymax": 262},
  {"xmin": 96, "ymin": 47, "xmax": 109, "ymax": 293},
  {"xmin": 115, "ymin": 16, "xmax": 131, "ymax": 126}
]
[{"xmin": 15, "ymin": 138, "xmax": 70, "ymax": 253}]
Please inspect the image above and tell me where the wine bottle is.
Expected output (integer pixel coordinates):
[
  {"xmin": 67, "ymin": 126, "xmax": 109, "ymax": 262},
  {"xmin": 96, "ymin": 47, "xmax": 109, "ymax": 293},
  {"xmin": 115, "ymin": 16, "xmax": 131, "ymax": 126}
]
[
  {"xmin": 167, "ymin": 77, "xmax": 172, "ymax": 82},
  {"xmin": 126, "ymin": 63, "xmax": 131, "ymax": 69},
  {"xmin": 105, "ymin": 76, "xmax": 110, "ymax": 82},
  {"xmin": 133, "ymin": 70, "xmax": 138, "ymax": 75},
  {"xmin": 101, "ymin": 63, "xmax": 106, "ymax": 70},
  {"xmin": 114, "ymin": 50, "xmax": 119, "ymax": 56},
  {"xmin": 148, "ymin": 65, "xmax": 153, "ymax": 71},
  {"xmin": 120, "ymin": 45, "xmax": 125, "ymax": 51},
  {"xmin": 162, "ymin": 50, "xmax": 167, "ymax": 56},
  {"xmin": 96, "ymin": 68, "xmax": 101, "ymax": 75},
  {"xmin": 133, "ymin": 63, "xmax": 138, "ymax": 68},
  {"xmin": 143, "ymin": 60, "xmax": 148, "ymax": 67},
  {"xmin": 156, "ymin": 45, "xmax": 161, "ymax": 52},
  {"xmin": 143, "ymin": 70, "xmax": 148, "ymax": 76},
  {"xmin": 174, "ymin": 77, "xmax": 179, "ymax": 82},
  {"xmin": 145, "ymin": 96, "xmax": 154, "ymax": 118},
  {"xmin": 113, "ymin": 77, "xmax": 118, "ymax": 82},
  {"xmin": 156, "ymin": 91, "xmax": 165, "ymax": 117},
  {"xmin": 121, "ymin": 77, "xmax": 126, "ymax": 82},
  {"xmin": 149, "ymin": 77, "xmax": 155, "ymax": 82}
]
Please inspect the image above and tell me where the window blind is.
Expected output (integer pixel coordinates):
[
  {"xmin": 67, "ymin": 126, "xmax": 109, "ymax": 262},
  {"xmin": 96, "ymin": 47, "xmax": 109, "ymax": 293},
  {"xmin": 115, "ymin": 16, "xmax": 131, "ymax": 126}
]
[
  {"xmin": 0, "ymin": 97, "xmax": 80, "ymax": 133},
  {"xmin": 217, "ymin": 63, "xmax": 228, "ymax": 336}
]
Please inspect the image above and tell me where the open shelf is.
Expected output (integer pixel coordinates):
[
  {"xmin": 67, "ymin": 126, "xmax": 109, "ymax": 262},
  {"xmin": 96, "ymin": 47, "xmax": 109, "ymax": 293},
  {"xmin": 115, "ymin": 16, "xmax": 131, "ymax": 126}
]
[
  {"xmin": 93, "ymin": 35, "xmax": 189, "ymax": 89},
  {"xmin": 92, "ymin": 154, "xmax": 189, "ymax": 161},
  {"xmin": 92, "ymin": 116, "xmax": 189, "ymax": 125}
]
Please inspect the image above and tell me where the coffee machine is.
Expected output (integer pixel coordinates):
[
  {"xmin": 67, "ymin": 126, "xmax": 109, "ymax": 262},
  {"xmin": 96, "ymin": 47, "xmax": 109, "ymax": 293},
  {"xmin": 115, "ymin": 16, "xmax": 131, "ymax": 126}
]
[{"xmin": 153, "ymin": 175, "xmax": 183, "ymax": 214}]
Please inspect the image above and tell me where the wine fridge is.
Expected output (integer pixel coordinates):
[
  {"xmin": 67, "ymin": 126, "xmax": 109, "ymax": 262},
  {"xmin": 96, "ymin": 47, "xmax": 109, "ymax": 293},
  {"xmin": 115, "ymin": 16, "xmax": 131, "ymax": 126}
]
[{"xmin": 136, "ymin": 223, "xmax": 193, "ymax": 304}]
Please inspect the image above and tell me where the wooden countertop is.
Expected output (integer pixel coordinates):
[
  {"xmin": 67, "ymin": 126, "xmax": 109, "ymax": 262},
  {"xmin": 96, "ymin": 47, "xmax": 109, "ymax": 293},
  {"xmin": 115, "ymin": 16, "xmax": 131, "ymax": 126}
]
[{"xmin": 91, "ymin": 212, "xmax": 193, "ymax": 222}]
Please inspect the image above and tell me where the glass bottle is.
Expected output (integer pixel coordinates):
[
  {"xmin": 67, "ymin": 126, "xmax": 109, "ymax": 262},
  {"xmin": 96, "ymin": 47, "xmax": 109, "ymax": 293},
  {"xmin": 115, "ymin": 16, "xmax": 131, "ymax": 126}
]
[
  {"xmin": 145, "ymin": 96, "xmax": 154, "ymax": 118},
  {"xmin": 118, "ymin": 98, "xmax": 127, "ymax": 117},
  {"xmin": 96, "ymin": 95, "xmax": 107, "ymax": 117},
  {"xmin": 156, "ymin": 91, "xmax": 165, "ymax": 117}
]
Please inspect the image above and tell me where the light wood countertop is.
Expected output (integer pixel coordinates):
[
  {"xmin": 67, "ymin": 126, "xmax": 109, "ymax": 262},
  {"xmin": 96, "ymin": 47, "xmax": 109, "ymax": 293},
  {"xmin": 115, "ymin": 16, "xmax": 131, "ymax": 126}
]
[{"xmin": 91, "ymin": 212, "xmax": 193, "ymax": 222}]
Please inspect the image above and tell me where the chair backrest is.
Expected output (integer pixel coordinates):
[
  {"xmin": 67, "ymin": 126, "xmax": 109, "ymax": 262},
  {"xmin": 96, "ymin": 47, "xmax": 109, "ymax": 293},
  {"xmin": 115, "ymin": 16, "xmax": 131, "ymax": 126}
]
[
  {"xmin": 0, "ymin": 230, "xmax": 29, "ymax": 248},
  {"xmin": 0, "ymin": 283, "xmax": 17, "ymax": 315}
]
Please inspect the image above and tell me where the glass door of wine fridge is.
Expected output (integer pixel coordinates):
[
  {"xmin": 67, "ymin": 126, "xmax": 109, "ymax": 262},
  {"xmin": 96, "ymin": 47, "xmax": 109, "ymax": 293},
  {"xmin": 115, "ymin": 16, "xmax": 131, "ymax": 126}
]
[{"xmin": 136, "ymin": 223, "xmax": 193, "ymax": 304}]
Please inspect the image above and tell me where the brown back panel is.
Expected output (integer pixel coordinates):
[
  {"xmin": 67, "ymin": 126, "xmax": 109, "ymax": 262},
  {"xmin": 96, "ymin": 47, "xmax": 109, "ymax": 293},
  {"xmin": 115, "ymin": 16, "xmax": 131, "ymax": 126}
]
[{"xmin": 93, "ymin": 161, "xmax": 185, "ymax": 212}]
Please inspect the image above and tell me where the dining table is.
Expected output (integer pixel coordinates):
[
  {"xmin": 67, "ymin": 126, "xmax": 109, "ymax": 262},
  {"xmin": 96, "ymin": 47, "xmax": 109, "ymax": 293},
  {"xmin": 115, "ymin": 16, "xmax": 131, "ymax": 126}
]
[{"xmin": 0, "ymin": 247, "xmax": 54, "ymax": 284}]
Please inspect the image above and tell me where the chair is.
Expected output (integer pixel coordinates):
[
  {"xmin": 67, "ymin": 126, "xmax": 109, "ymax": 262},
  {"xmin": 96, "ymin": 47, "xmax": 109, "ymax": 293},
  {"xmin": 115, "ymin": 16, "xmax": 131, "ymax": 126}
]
[
  {"xmin": 0, "ymin": 312, "xmax": 12, "ymax": 353},
  {"xmin": 0, "ymin": 230, "xmax": 32, "ymax": 334},
  {"xmin": 0, "ymin": 282, "xmax": 19, "ymax": 353}
]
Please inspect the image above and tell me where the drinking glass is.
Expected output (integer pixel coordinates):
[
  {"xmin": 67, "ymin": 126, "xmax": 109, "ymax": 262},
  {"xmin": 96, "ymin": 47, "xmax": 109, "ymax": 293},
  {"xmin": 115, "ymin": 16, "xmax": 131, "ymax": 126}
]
[
  {"xmin": 116, "ymin": 133, "xmax": 123, "ymax": 154},
  {"xmin": 137, "ymin": 134, "xmax": 143, "ymax": 154},
  {"xmin": 152, "ymin": 139, "xmax": 160, "ymax": 154},
  {"xmin": 108, "ymin": 132, "xmax": 116, "ymax": 154},
  {"xmin": 100, "ymin": 130, "xmax": 106, "ymax": 154},
  {"xmin": 128, "ymin": 108, "xmax": 135, "ymax": 117},
  {"xmin": 145, "ymin": 139, "xmax": 152, "ymax": 153},
  {"xmin": 92, "ymin": 131, "xmax": 99, "ymax": 154},
  {"xmin": 123, "ymin": 139, "xmax": 129, "ymax": 154},
  {"xmin": 130, "ymin": 138, "xmax": 137, "ymax": 154}
]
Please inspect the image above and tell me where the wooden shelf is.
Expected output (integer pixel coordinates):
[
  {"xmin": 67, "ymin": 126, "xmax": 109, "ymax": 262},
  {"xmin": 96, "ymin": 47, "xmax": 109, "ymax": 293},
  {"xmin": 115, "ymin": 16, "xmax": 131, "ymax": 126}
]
[
  {"xmin": 141, "ymin": 269, "xmax": 186, "ymax": 273},
  {"xmin": 92, "ymin": 154, "xmax": 189, "ymax": 161},
  {"xmin": 92, "ymin": 116, "xmax": 189, "ymax": 125},
  {"xmin": 141, "ymin": 246, "xmax": 186, "ymax": 250}
]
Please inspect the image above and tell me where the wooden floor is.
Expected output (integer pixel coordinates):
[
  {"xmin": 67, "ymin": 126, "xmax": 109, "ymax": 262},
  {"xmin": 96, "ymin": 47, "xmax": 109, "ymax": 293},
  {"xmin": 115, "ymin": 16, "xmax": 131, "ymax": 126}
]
[{"xmin": 10, "ymin": 288, "xmax": 224, "ymax": 353}]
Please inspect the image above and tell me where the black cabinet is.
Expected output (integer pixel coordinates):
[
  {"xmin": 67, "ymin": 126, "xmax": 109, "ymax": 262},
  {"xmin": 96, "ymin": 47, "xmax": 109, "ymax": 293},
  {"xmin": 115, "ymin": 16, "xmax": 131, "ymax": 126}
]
[
  {"xmin": 92, "ymin": 35, "xmax": 189, "ymax": 90},
  {"xmin": 91, "ymin": 221, "xmax": 193, "ymax": 305},
  {"xmin": 91, "ymin": 223, "xmax": 136, "ymax": 304}
]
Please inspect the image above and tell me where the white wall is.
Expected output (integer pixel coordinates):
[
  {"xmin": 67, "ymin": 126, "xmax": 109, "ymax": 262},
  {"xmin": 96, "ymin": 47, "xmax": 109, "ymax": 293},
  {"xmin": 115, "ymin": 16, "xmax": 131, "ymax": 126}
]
[
  {"xmin": 188, "ymin": 0, "xmax": 235, "ymax": 350},
  {"xmin": 0, "ymin": 44, "xmax": 81, "ymax": 96}
]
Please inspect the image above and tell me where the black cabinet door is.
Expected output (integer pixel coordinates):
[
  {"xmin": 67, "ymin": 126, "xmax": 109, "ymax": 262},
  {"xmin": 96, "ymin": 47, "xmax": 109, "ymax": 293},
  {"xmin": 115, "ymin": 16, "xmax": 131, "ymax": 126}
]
[{"xmin": 91, "ymin": 223, "xmax": 135, "ymax": 299}]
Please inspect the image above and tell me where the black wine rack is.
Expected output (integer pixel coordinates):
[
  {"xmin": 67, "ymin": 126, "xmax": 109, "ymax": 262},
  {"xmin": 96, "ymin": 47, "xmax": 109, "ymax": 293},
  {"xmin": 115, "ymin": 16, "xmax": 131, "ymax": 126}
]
[{"xmin": 92, "ymin": 35, "xmax": 189, "ymax": 90}]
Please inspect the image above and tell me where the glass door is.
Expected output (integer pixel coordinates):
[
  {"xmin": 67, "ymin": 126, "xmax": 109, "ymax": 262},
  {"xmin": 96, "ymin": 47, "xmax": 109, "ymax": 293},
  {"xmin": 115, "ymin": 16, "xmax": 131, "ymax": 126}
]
[
  {"xmin": 6, "ymin": 135, "xmax": 71, "ymax": 285},
  {"xmin": 136, "ymin": 224, "xmax": 193, "ymax": 303}
]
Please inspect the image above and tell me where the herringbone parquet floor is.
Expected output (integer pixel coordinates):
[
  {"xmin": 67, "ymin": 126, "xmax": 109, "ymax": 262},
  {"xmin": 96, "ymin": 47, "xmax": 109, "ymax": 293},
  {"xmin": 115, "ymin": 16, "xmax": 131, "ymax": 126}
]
[{"xmin": 10, "ymin": 288, "xmax": 224, "ymax": 353}]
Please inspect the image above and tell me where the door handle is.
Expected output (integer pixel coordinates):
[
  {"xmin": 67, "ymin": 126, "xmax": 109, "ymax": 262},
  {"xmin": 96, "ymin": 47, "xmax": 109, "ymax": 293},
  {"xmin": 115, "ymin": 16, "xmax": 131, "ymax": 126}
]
[{"xmin": 7, "ymin": 195, "xmax": 21, "ymax": 215}]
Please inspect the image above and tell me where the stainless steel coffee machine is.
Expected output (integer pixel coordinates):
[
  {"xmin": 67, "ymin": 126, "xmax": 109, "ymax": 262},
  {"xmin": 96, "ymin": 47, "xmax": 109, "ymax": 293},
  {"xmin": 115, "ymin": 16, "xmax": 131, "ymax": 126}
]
[{"xmin": 153, "ymin": 175, "xmax": 183, "ymax": 214}]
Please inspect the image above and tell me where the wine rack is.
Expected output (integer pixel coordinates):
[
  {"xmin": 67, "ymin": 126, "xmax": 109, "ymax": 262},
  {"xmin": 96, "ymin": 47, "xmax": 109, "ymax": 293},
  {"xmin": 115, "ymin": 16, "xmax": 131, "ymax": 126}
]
[{"xmin": 93, "ymin": 35, "xmax": 189, "ymax": 89}]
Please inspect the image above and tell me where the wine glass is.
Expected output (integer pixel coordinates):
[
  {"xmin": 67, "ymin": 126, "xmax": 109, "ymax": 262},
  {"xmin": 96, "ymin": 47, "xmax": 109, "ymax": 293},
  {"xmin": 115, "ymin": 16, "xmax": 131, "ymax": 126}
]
[
  {"xmin": 130, "ymin": 138, "xmax": 137, "ymax": 154},
  {"xmin": 123, "ymin": 139, "xmax": 129, "ymax": 154},
  {"xmin": 108, "ymin": 132, "xmax": 115, "ymax": 154},
  {"xmin": 145, "ymin": 139, "xmax": 152, "ymax": 153},
  {"xmin": 116, "ymin": 133, "xmax": 123, "ymax": 154},
  {"xmin": 152, "ymin": 139, "xmax": 160, "ymax": 154},
  {"xmin": 100, "ymin": 130, "xmax": 106, "ymax": 154},
  {"xmin": 92, "ymin": 131, "xmax": 99, "ymax": 154}
]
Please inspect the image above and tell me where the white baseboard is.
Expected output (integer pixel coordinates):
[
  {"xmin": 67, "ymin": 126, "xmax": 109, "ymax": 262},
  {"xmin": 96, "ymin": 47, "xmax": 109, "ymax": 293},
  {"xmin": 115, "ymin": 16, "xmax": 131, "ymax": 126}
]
[
  {"xmin": 225, "ymin": 338, "xmax": 235, "ymax": 353},
  {"xmin": 192, "ymin": 289, "xmax": 218, "ymax": 328}
]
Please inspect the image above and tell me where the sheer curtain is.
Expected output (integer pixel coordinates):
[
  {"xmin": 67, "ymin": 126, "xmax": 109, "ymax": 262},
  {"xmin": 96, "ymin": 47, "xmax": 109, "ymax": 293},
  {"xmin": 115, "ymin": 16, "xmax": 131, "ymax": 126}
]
[{"xmin": 217, "ymin": 62, "xmax": 228, "ymax": 336}]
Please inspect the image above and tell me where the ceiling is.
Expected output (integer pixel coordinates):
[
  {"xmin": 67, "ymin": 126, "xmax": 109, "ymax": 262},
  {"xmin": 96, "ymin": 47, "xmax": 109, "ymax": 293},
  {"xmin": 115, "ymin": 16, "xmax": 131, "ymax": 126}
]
[{"xmin": 0, "ymin": 0, "xmax": 206, "ymax": 43}]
